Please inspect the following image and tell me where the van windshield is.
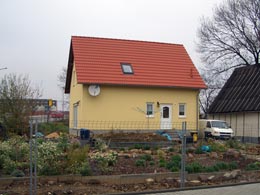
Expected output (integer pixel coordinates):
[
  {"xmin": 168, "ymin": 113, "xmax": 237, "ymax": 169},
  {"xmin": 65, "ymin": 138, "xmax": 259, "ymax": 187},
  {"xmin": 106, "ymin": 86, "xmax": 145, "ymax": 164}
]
[{"xmin": 211, "ymin": 121, "xmax": 229, "ymax": 129}]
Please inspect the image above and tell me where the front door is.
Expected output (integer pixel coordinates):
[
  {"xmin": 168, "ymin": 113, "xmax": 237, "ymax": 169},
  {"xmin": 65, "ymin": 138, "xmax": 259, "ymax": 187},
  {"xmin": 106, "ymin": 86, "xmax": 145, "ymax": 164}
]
[{"xmin": 160, "ymin": 104, "xmax": 172, "ymax": 129}]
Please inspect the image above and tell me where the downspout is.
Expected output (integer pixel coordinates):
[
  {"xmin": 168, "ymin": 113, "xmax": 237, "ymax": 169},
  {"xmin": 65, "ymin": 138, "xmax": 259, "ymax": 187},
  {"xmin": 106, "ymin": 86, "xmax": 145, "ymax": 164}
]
[{"xmin": 196, "ymin": 91, "xmax": 199, "ymax": 133}]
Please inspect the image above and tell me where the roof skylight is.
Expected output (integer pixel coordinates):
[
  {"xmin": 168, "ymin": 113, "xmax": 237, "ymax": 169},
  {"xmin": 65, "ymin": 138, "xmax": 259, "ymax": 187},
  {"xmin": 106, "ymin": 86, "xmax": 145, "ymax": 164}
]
[{"xmin": 121, "ymin": 63, "xmax": 134, "ymax": 74}]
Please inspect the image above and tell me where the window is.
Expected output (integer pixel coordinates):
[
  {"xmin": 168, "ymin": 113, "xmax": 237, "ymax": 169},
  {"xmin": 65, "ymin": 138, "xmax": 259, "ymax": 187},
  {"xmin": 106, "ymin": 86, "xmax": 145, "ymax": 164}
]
[
  {"xmin": 146, "ymin": 103, "xmax": 154, "ymax": 117},
  {"xmin": 121, "ymin": 63, "xmax": 134, "ymax": 74},
  {"xmin": 179, "ymin": 104, "xmax": 186, "ymax": 117}
]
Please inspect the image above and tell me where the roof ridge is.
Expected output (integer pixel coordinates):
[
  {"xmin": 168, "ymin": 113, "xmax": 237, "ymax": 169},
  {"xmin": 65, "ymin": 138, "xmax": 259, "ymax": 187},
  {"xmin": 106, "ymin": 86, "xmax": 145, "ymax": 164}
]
[{"xmin": 71, "ymin": 35, "xmax": 184, "ymax": 47}]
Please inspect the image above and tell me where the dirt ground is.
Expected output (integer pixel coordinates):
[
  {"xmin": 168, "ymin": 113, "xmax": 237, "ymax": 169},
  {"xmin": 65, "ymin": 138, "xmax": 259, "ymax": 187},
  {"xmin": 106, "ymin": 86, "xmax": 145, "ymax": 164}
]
[{"xmin": 1, "ymin": 132, "xmax": 260, "ymax": 195}]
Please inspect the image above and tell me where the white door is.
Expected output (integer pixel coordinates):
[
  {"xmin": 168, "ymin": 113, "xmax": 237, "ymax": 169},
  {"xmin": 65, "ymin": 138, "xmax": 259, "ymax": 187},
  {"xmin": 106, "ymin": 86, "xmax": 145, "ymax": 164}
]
[{"xmin": 160, "ymin": 104, "xmax": 172, "ymax": 129}]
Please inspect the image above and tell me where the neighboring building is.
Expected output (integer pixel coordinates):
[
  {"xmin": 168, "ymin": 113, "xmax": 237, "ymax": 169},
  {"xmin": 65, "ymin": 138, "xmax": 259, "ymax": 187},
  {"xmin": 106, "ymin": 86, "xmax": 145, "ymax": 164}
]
[
  {"xmin": 208, "ymin": 65, "xmax": 260, "ymax": 143},
  {"xmin": 65, "ymin": 36, "xmax": 206, "ymax": 132}
]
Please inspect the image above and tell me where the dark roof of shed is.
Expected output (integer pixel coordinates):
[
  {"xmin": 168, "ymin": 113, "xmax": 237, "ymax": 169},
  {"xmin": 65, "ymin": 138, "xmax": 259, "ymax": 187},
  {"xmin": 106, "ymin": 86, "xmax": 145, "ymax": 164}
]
[{"xmin": 209, "ymin": 65, "xmax": 260, "ymax": 113}]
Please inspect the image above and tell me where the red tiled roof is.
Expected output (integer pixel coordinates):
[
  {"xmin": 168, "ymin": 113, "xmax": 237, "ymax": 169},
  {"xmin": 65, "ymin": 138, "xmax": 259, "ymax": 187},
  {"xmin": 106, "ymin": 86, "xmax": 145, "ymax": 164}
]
[{"xmin": 65, "ymin": 36, "xmax": 206, "ymax": 93}]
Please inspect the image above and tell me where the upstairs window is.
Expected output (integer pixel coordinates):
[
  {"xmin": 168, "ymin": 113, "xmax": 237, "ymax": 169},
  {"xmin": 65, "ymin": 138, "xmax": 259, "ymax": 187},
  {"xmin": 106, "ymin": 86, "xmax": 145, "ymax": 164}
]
[{"xmin": 121, "ymin": 63, "xmax": 134, "ymax": 74}]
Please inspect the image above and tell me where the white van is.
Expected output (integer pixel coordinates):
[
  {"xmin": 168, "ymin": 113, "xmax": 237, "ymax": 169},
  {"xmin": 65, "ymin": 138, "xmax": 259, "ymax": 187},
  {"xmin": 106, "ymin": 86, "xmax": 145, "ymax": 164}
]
[{"xmin": 199, "ymin": 119, "xmax": 234, "ymax": 139}]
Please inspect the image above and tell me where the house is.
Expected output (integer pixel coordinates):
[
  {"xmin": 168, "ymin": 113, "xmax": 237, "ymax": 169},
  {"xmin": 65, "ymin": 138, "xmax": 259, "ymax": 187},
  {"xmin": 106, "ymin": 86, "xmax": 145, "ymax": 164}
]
[
  {"xmin": 65, "ymin": 36, "xmax": 206, "ymax": 133},
  {"xmin": 208, "ymin": 65, "xmax": 260, "ymax": 143}
]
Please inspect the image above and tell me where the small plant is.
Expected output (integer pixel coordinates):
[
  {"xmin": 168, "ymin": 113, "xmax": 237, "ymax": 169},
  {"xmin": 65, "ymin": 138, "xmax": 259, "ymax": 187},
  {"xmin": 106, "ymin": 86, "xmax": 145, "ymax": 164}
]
[
  {"xmin": 142, "ymin": 145, "xmax": 151, "ymax": 150},
  {"xmin": 149, "ymin": 161, "xmax": 155, "ymax": 166},
  {"xmin": 245, "ymin": 162, "xmax": 260, "ymax": 171},
  {"xmin": 215, "ymin": 161, "xmax": 229, "ymax": 170},
  {"xmin": 195, "ymin": 147, "xmax": 203, "ymax": 154},
  {"xmin": 185, "ymin": 162, "xmax": 203, "ymax": 173},
  {"xmin": 135, "ymin": 159, "xmax": 146, "ymax": 167},
  {"xmin": 228, "ymin": 161, "xmax": 238, "ymax": 170},
  {"xmin": 11, "ymin": 169, "xmax": 25, "ymax": 177},
  {"xmin": 159, "ymin": 158, "xmax": 166, "ymax": 167},
  {"xmin": 140, "ymin": 154, "xmax": 153, "ymax": 161},
  {"xmin": 80, "ymin": 162, "xmax": 92, "ymax": 176},
  {"xmin": 225, "ymin": 139, "xmax": 241, "ymax": 149},
  {"xmin": 168, "ymin": 147, "xmax": 174, "ymax": 152},
  {"xmin": 134, "ymin": 144, "xmax": 143, "ymax": 149}
]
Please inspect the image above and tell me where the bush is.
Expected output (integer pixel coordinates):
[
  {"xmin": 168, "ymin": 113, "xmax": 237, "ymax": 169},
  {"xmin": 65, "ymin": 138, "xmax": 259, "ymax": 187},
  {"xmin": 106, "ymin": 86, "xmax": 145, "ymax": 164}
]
[
  {"xmin": 215, "ymin": 161, "xmax": 229, "ymax": 170},
  {"xmin": 11, "ymin": 169, "xmax": 25, "ymax": 177},
  {"xmin": 245, "ymin": 162, "xmax": 260, "ymax": 171},
  {"xmin": 135, "ymin": 159, "xmax": 146, "ymax": 167},
  {"xmin": 225, "ymin": 139, "xmax": 241, "ymax": 149},
  {"xmin": 140, "ymin": 154, "xmax": 153, "ymax": 161},
  {"xmin": 228, "ymin": 161, "xmax": 238, "ymax": 170},
  {"xmin": 159, "ymin": 159, "xmax": 166, "ymax": 167},
  {"xmin": 165, "ymin": 155, "xmax": 181, "ymax": 172},
  {"xmin": 186, "ymin": 162, "xmax": 203, "ymax": 173},
  {"xmin": 80, "ymin": 162, "xmax": 92, "ymax": 176},
  {"xmin": 38, "ymin": 122, "xmax": 68, "ymax": 135}
]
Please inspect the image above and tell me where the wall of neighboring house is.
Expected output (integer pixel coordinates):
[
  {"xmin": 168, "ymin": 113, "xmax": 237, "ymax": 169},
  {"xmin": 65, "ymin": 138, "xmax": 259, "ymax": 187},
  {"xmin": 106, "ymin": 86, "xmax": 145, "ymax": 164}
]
[
  {"xmin": 69, "ymin": 69, "xmax": 200, "ymax": 131},
  {"xmin": 210, "ymin": 112, "xmax": 260, "ymax": 143}
]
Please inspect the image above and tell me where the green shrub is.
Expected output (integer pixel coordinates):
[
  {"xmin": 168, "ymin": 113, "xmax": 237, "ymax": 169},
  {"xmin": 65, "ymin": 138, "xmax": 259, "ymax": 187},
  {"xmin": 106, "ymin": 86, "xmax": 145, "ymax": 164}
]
[
  {"xmin": 38, "ymin": 122, "xmax": 68, "ymax": 135},
  {"xmin": 228, "ymin": 161, "xmax": 238, "ymax": 170},
  {"xmin": 195, "ymin": 147, "xmax": 203, "ymax": 154},
  {"xmin": 209, "ymin": 142, "xmax": 227, "ymax": 152},
  {"xmin": 142, "ymin": 145, "xmax": 151, "ymax": 150},
  {"xmin": 159, "ymin": 159, "xmax": 166, "ymax": 167},
  {"xmin": 168, "ymin": 147, "xmax": 174, "ymax": 152},
  {"xmin": 140, "ymin": 154, "xmax": 153, "ymax": 161},
  {"xmin": 135, "ymin": 159, "xmax": 146, "ymax": 167},
  {"xmin": 186, "ymin": 162, "xmax": 203, "ymax": 173},
  {"xmin": 149, "ymin": 161, "xmax": 155, "ymax": 166},
  {"xmin": 215, "ymin": 161, "xmax": 229, "ymax": 170},
  {"xmin": 246, "ymin": 162, "xmax": 260, "ymax": 171},
  {"xmin": 225, "ymin": 139, "xmax": 241, "ymax": 149},
  {"xmin": 11, "ymin": 169, "xmax": 25, "ymax": 177},
  {"xmin": 80, "ymin": 162, "xmax": 92, "ymax": 176},
  {"xmin": 204, "ymin": 166, "xmax": 216, "ymax": 172}
]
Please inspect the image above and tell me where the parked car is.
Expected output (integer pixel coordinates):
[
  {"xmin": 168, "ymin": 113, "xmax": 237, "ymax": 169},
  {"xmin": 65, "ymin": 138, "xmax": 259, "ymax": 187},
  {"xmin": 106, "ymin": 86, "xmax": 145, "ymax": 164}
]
[
  {"xmin": 50, "ymin": 111, "xmax": 64, "ymax": 118},
  {"xmin": 199, "ymin": 119, "xmax": 234, "ymax": 140}
]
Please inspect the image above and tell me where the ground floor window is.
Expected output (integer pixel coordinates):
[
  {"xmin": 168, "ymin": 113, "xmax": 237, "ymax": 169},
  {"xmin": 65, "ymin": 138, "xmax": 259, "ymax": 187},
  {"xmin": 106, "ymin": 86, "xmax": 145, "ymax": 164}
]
[
  {"xmin": 179, "ymin": 103, "xmax": 186, "ymax": 117},
  {"xmin": 146, "ymin": 102, "xmax": 154, "ymax": 117}
]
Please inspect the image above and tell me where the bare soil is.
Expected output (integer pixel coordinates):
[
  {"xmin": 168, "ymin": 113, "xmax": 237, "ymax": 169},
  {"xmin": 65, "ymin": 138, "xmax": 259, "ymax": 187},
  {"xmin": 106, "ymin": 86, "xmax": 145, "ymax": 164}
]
[{"xmin": 1, "ymin": 132, "xmax": 260, "ymax": 195}]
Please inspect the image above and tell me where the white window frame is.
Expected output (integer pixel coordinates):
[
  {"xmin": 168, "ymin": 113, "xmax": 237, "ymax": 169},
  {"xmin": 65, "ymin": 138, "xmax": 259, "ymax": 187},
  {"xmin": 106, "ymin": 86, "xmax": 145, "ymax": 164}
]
[
  {"xmin": 179, "ymin": 103, "xmax": 186, "ymax": 118},
  {"xmin": 146, "ymin": 102, "xmax": 154, "ymax": 117}
]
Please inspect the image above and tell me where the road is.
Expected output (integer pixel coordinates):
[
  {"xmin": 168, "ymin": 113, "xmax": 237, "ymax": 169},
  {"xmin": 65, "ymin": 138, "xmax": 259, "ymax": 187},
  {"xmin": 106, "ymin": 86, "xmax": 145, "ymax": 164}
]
[{"xmin": 145, "ymin": 183, "xmax": 260, "ymax": 195}]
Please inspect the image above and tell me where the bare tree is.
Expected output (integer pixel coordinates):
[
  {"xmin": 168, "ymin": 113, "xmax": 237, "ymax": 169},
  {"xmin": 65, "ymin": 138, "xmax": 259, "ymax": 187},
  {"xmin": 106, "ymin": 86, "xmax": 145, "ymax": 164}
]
[
  {"xmin": 197, "ymin": 0, "xmax": 260, "ymax": 74},
  {"xmin": 57, "ymin": 67, "xmax": 69, "ymax": 111},
  {"xmin": 0, "ymin": 74, "xmax": 41, "ymax": 136},
  {"xmin": 199, "ymin": 67, "xmax": 228, "ymax": 118},
  {"xmin": 197, "ymin": 0, "xmax": 259, "ymax": 116}
]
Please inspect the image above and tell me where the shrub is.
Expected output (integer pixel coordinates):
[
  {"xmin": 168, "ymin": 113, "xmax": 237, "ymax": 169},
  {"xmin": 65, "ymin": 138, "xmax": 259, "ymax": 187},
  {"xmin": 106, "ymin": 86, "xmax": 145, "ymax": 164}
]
[
  {"xmin": 142, "ymin": 145, "xmax": 151, "ymax": 150},
  {"xmin": 245, "ymin": 162, "xmax": 260, "ymax": 171},
  {"xmin": 165, "ymin": 155, "xmax": 181, "ymax": 172},
  {"xmin": 215, "ymin": 161, "xmax": 229, "ymax": 170},
  {"xmin": 225, "ymin": 139, "xmax": 241, "ymax": 149},
  {"xmin": 38, "ymin": 122, "xmax": 68, "ymax": 135},
  {"xmin": 140, "ymin": 154, "xmax": 153, "ymax": 161},
  {"xmin": 135, "ymin": 159, "xmax": 146, "ymax": 167},
  {"xmin": 185, "ymin": 162, "xmax": 203, "ymax": 173},
  {"xmin": 168, "ymin": 147, "xmax": 174, "ymax": 152},
  {"xmin": 80, "ymin": 162, "xmax": 92, "ymax": 176},
  {"xmin": 159, "ymin": 159, "xmax": 166, "ymax": 167},
  {"xmin": 208, "ymin": 142, "xmax": 227, "ymax": 152},
  {"xmin": 228, "ymin": 161, "xmax": 238, "ymax": 170},
  {"xmin": 149, "ymin": 161, "xmax": 155, "ymax": 166},
  {"xmin": 11, "ymin": 169, "xmax": 25, "ymax": 177},
  {"xmin": 195, "ymin": 147, "xmax": 203, "ymax": 154}
]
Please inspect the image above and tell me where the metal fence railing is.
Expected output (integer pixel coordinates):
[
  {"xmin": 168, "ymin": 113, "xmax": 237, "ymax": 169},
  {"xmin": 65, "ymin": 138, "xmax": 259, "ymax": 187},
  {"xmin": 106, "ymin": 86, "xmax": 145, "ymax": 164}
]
[{"xmin": 70, "ymin": 120, "xmax": 197, "ymax": 131}]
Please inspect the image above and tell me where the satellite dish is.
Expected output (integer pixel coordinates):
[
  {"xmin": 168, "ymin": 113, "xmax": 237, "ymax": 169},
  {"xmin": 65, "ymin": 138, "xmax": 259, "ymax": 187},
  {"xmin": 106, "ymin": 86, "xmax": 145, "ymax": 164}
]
[{"xmin": 88, "ymin": 85, "xmax": 100, "ymax": 96}]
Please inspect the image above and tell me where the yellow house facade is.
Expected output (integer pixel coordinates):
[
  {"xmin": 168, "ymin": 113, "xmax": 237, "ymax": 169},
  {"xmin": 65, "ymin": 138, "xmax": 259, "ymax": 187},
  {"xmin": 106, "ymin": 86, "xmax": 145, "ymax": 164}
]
[{"xmin": 65, "ymin": 36, "xmax": 206, "ymax": 133}]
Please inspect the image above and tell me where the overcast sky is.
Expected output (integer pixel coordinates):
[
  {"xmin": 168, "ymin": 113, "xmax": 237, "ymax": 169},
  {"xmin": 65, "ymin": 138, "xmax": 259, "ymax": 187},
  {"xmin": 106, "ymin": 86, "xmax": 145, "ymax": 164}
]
[{"xmin": 0, "ymin": 0, "xmax": 222, "ymax": 108}]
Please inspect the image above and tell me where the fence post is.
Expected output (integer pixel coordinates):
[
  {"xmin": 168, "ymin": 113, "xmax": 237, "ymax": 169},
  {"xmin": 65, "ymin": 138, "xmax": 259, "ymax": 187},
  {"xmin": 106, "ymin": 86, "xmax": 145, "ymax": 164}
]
[{"xmin": 180, "ymin": 121, "xmax": 186, "ymax": 188}]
